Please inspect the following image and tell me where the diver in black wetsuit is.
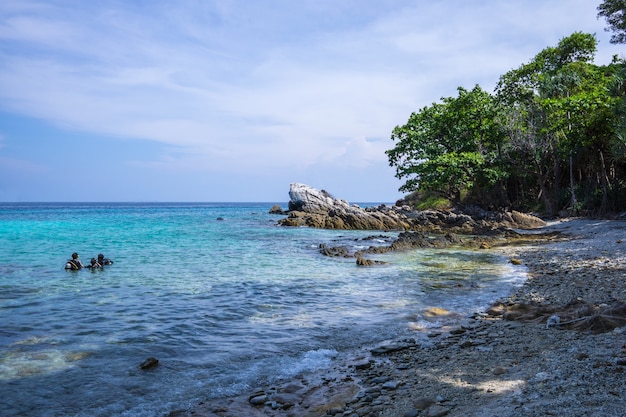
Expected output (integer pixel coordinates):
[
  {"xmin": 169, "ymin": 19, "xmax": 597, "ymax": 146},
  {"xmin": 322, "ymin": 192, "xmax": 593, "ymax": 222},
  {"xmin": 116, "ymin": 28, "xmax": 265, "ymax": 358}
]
[
  {"xmin": 97, "ymin": 254, "xmax": 114, "ymax": 265},
  {"xmin": 65, "ymin": 253, "xmax": 84, "ymax": 270},
  {"xmin": 86, "ymin": 258, "xmax": 102, "ymax": 269}
]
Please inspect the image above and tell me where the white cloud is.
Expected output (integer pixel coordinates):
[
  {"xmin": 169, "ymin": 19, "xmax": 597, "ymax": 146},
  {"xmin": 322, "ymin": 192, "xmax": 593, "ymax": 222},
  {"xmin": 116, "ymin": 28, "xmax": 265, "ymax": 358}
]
[{"xmin": 0, "ymin": 0, "xmax": 623, "ymax": 201}]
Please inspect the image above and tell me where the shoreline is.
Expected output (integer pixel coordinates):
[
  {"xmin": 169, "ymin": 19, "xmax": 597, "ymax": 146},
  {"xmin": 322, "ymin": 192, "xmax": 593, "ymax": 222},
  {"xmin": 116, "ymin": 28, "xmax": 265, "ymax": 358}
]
[{"xmin": 183, "ymin": 218, "xmax": 626, "ymax": 417}]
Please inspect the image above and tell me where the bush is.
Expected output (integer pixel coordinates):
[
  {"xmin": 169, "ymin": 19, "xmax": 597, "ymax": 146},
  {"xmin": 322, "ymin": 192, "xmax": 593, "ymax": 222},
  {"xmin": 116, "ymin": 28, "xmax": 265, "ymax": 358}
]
[{"xmin": 416, "ymin": 196, "xmax": 452, "ymax": 210}]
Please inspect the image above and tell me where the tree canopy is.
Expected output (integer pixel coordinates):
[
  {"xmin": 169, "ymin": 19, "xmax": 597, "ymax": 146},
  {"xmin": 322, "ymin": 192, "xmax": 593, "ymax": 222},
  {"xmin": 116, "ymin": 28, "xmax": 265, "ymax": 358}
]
[
  {"xmin": 387, "ymin": 86, "xmax": 506, "ymax": 204},
  {"xmin": 598, "ymin": 0, "xmax": 626, "ymax": 44},
  {"xmin": 387, "ymin": 31, "xmax": 626, "ymax": 215}
]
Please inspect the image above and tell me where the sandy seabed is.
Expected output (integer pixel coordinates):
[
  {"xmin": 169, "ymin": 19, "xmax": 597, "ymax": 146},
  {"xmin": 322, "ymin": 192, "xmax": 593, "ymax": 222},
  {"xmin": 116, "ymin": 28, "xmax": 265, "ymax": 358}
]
[{"xmin": 181, "ymin": 219, "xmax": 626, "ymax": 417}]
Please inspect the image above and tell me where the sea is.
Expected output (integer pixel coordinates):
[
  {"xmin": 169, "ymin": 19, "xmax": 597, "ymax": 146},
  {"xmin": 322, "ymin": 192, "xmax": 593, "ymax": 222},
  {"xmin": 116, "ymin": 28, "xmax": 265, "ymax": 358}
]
[{"xmin": 0, "ymin": 202, "xmax": 527, "ymax": 416}]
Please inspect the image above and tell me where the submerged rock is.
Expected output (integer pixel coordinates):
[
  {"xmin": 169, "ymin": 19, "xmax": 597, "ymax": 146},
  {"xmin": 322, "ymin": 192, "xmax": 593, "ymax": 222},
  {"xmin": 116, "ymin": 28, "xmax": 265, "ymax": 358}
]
[{"xmin": 139, "ymin": 357, "xmax": 159, "ymax": 370}]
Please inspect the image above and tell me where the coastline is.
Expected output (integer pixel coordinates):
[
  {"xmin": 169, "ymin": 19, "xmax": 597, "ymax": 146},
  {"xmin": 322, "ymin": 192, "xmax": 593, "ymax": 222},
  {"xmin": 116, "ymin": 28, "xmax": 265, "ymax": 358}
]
[{"xmin": 184, "ymin": 218, "xmax": 626, "ymax": 417}]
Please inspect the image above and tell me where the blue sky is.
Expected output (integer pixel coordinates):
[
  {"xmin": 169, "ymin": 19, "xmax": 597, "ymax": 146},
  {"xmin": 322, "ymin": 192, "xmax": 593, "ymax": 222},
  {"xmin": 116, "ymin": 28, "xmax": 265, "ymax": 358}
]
[{"xmin": 0, "ymin": 1, "xmax": 623, "ymax": 203}]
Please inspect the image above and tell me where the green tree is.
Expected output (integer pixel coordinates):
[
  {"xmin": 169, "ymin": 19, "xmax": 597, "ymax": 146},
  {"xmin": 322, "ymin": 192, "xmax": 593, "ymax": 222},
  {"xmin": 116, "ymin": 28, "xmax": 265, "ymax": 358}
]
[
  {"xmin": 598, "ymin": 0, "xmax": 626, "ymax": 44},
  {"xmin": 386, "ymin": 86, "xmax": 506, "ymax": 204},
  {"xmin": 608, "ymin": 58, "xmax": 626, "ymax": 155},
  {"xmin": 542, "ymin": 75, "xmax": 617, "ymax": 211},
  {"xmin": 495, "ymin": 33, "xmax": 613, "ymax": 214},
  {"xmin": 389, "ymin": 32, "xmax": 626, "ymax": 214}
]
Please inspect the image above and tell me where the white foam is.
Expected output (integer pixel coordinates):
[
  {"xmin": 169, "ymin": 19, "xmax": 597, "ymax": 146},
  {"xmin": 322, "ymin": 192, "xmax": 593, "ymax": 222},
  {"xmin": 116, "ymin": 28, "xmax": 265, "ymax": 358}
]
[
  {"xmin": 280, "ymin": 348, "xmax": 339, "ymax": 379},
  {"xmin": 0, "ymin": 349, "xmax": 74, "ymax": 381}
]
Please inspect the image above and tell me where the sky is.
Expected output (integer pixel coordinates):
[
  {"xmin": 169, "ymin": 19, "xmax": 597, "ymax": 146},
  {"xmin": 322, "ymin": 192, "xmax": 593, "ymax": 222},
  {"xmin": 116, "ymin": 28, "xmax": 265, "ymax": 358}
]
[{"xmin": 0, "ymin": 1, "xmax": 623, "ymax": 203}]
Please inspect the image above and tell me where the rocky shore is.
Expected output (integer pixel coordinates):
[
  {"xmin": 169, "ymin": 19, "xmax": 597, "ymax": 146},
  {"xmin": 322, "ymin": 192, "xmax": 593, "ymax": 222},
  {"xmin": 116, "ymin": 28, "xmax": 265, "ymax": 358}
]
[
  {"xmin": 180, "ymin": 218, "xmax": 626, "ymax": 417},
  {"xmin": 274, "ymin": 183, "xmax": 547, "ymax": 234}
]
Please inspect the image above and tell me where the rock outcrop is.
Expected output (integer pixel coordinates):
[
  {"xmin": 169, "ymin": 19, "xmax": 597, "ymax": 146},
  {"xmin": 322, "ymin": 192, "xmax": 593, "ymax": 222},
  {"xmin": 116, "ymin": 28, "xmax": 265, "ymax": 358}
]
[
  {"xmin": 280, "ymin": 183, "xmax": 411, "ymax": 230},
  {"xmin": 276, "ymin": 183, "xmax": 546, "ymax": 233}
]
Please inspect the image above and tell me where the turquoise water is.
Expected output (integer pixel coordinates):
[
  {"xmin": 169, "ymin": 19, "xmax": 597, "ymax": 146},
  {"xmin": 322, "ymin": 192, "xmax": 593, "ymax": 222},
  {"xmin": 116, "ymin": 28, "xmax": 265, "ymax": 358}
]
[{"xmin": 0, "ymin": 203, "xmax": 526, "ymax": 416}]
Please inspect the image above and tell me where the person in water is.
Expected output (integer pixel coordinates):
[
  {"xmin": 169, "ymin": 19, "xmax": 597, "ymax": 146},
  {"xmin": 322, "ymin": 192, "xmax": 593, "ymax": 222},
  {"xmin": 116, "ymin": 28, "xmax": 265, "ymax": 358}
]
[
  {"xmin": 65, "ymin": 253, "xmax": 84, "ymax": 270},
  {"xmin": 86, "ymin": 258, "xmax": 102, "ymax": 269},
  {"xmin": 97, "ymin": 254, "xmax": 113, "ymax": 265}
]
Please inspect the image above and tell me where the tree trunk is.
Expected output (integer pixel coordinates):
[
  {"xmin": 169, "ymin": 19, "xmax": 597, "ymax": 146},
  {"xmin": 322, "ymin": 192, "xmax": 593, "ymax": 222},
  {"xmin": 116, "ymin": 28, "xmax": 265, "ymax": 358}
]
[
  {"xmin": 536, "ymin": 164, "xmax": 554, "ymax": 216},
  {"xmin": 599, "ymin": 150, "xmax": 610, "ymax": 212},
  {"xmin": 569, "ymin": 154, "xmax": 578, "ymax": 211}
]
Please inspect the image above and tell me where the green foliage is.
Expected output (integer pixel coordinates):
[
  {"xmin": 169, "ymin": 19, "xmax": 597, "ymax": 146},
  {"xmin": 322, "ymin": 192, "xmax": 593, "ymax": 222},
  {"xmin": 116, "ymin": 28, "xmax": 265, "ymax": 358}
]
[
  {"xmin": 415, "ymin": 196, "xmax": 451, "ymax": 211},
  {"xmin": 386, "ymin": 85, "xmax": 508, "ymax": 203},
  {"xmin": 598, "ymin": 0, "xmax": 626, "ymax": 44},
  {"xmin": 388, "ymin": 31, "xmax": 626, "ymax": 214}
]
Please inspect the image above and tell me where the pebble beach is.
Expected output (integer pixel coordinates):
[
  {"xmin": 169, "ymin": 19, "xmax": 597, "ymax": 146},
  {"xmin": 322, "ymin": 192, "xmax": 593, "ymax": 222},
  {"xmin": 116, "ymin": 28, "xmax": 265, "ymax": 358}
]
[{"xmin": 186, "ymin": 218, "xmax": 626, "ymax": 417}]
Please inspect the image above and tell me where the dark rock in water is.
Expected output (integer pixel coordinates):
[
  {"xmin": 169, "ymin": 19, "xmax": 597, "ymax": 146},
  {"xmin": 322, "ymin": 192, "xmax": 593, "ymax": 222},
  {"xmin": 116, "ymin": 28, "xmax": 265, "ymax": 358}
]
[
  {"xmin": 319, "ymin": 243, "xmax": 351, "ymax": 257},
  {"xmin": 268, "ymin": 204, "xmax": 287, "ymax": 215},
  {"xmin": 139, "ymin": 357, "xmax": 159, "ymax": 370},
  {"xmin": 356, "ymin": 256, "xmax": 387, "ymax": 266},
  {"xmin": 216, "ymin": 217, "xmax": 225, "ymax": 221}
]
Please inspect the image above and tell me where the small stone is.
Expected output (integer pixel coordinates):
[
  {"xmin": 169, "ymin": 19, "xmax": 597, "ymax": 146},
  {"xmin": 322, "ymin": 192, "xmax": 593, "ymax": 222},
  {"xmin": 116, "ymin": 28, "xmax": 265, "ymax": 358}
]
[
  {"xmin": 272, "ymin": 393, "xmax": 299, "ymax": 407},
  {"xmin": 326, "ymin": 405, "xmax": 343, "ymax": 415},
  {"xmin": 426, "ymin": 404, "xmax": 450, "ymax": 417},
  {"xmin": 531, "ymin": 372, "xmax": 551, "ymax": 383},
  {"xmin": 414, "ymin": 398, "xmax": 434, "ymax": 410},
  {"xmin": 493, "ymin": 366, "xmax": 507, "ymax": 375},
  {"xmin": 353, "ymin": 359, "xmax": 372, "ymax": 370},
  {"xmin": 510, "ymin": 258, "xmax": 523, "ymax": 265},
  {"xmin": 459, "ymin": 340, "xmax": 473, "ymax": 348},
  {"xmin": 249, "ymin": 394, "xmax": 268, "ymax": 406},
  {"xmin": 382, "ymin": 380, "xmax": 399, "ymax": 390},
  {"xmin": 356, "ymin": 406, "xmax": 372, "ymax": 414}
]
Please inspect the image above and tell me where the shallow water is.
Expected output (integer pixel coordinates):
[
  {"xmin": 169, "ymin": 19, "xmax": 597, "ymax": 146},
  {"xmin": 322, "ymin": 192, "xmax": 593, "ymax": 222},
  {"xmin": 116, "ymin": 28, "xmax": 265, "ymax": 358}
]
[{"xmin": 0, "ymin": 203, "xmax": 526, "ymax": 416}]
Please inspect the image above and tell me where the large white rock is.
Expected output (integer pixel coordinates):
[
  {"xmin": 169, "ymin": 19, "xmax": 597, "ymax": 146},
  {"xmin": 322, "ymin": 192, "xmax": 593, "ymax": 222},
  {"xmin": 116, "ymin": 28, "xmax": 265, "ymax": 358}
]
[{"xmin": 287, "ymin": 183, "xmax": 350, "ymax": 213}]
